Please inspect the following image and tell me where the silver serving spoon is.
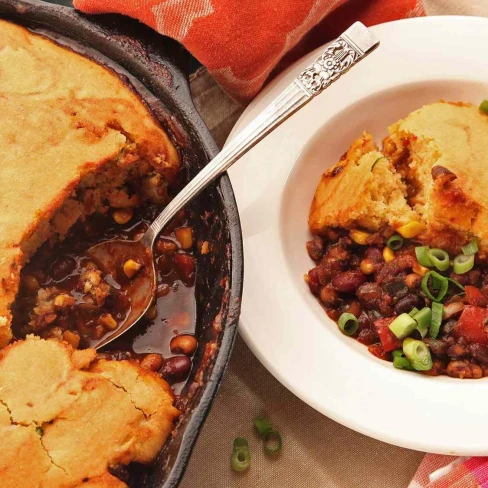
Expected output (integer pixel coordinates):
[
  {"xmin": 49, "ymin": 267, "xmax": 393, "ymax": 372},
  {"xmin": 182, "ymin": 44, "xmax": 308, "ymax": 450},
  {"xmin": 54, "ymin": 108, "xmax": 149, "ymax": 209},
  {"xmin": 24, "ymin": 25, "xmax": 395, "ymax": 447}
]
[{"xmin": 87, "ymin": 22, "xmax": 379, "ymax": 349}]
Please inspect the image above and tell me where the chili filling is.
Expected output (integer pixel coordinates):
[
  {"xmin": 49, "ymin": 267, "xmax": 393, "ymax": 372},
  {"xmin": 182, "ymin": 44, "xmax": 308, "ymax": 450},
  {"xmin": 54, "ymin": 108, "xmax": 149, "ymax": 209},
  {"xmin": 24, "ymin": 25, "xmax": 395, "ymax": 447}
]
[
  {"xmin": 12, "ymin": 204, "xmax": 200, "ymax": 393},
  {"xmin": 306, "ymin": 228, "xmax": 488, "ymax": 379}
]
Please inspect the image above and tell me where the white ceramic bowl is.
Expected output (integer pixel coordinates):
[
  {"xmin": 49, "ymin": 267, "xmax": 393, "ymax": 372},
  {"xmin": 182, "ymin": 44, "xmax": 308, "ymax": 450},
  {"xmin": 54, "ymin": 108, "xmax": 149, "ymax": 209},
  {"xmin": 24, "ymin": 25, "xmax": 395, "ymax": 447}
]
[{"xmin": 227, "ymin": 16, "xmax": 488, "ymax": 455}]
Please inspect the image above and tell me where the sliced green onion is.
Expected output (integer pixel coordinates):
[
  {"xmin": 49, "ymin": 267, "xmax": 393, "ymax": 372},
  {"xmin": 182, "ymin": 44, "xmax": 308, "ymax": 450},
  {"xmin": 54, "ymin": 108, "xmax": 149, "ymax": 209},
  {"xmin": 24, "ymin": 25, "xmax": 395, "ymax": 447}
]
[
  {"xmin": 371, "ymin": 157, "xmax": 384, "ymax": 171},
  {"xmin": 448, "ymin": 277, "xmax": 465, "ymax": 292},
  {"xmin": 462, "ymin": 238, "xmax": 478, "ymax": 256},
  {"xmin": 387, "ymin": 234, "xmax": 404, "ymax": 250},
  {"xmin": 427, "ymin": 248, "xmax": 450, "ymax": 271},
  {"xmin": 480, "ymin": 100, "xmax": 488, "ymax": 114},
  {"xmin": 253, "ymin": 417, "xmax": 272, "ymax": 436},
  {"xmin": 413, "ymin": 307, "xmax": 432, "ymax": 338},
  {"xmin": 389, "ymin": 313, "xmax": 417, "ymax": 339},
  {"xmin": 264, "ymin": 430, "xmax": 282, "ymax": 455},
  {"xmin": 392, "ymin": 349, "xmax": 405, "ymax": 358},
  {"xmin": 403, "ymin": 338, "xmax": 433, "ymax": 371},
  {"xmin": 421, "ymin": 271, "xmax": 449, "ymax": 302},
  {"xmin": 453, "ymin": 254, "xmax": 474, "ymax": 274},
  {"xmin": 232, "ymin": 438, "xmax": 251, "ymax": 472},
  {"xmin": 393, "ymin": 356, "xmax": 414, "ymax": 370},
  {"xmin": 408, "ymin": 307, "xmax": 420, "ymax": 317},
  {"xmin": 415, "ymin": 246, "xmax": 434, "ymax": 267},
  {"xmin": 234, "ymin": 437, "xmax": 249, "ymax": 450},
  {"xmin": 429, "ymin": 302, "xmax": 444, "ymax": 339},
  {"xmin": 338, "ymin": 313, "xmax": 358, "ymax": 336}
]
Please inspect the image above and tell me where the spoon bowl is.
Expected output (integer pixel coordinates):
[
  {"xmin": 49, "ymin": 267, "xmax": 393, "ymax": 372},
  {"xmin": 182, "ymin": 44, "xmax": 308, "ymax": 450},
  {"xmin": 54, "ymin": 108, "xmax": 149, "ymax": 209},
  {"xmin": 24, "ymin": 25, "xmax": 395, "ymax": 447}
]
[{"xmin": 86, "ymin": 239, "xmax": 156, "ymax": 349}]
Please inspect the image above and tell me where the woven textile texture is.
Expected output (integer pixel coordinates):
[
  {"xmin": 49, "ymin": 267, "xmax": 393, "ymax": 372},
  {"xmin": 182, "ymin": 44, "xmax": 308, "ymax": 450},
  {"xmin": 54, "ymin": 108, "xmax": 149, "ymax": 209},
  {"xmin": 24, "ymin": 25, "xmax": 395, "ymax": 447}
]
[{"xmin": 73, "ymin": 0, "xmax": 424, "ymax": 101}]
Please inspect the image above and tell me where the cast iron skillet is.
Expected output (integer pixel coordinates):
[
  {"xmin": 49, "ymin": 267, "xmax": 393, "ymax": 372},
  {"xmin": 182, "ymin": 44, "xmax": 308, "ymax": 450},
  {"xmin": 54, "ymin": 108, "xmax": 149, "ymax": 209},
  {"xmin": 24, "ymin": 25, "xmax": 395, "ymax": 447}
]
[{"xmin": 0, "ymin": 1, "xmax": 243, "ymax": 487}]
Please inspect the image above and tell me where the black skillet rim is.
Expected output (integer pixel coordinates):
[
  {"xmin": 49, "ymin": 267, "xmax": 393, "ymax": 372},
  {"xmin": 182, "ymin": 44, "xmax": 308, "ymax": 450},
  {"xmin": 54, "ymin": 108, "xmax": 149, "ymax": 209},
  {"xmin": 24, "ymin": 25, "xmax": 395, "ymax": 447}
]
[{"xmin": 0, "ymin": 1, "xmax": 244, "ymax": 487}]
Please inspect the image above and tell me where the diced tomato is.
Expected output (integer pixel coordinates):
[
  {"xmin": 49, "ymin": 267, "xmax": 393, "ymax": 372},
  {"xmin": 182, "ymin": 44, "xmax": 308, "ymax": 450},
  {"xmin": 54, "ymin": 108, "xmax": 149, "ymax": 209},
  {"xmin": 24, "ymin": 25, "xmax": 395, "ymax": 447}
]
[
  {"xmin": 464, "ymin": 286, "xmax": 488, "ymax": 308},
  {"xmin": 367, "ymin": 344, "xmax": 391, "ymax": 361},
  {"xmin": 454, "ymin": 305, "xmax": 488, "ymax": 345},
  {"xmin": 374, "ymin": 317, "xmax": 403, "ymax": 352}
]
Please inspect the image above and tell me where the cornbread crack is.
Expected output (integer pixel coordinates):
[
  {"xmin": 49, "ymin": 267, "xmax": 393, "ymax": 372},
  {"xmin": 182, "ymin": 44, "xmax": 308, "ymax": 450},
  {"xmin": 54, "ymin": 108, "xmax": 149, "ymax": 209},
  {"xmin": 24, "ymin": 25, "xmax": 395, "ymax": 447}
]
[
  {"xmin": 0, "ymin": 20, "xmax": 181, "ymax": 347},
  {"xmin": 309, "ymin": 101, "xmax": 488, "ymax": 256},
  {"xmin": 0, "ymin": 336, "xmax": 180, "ymax": 488}
]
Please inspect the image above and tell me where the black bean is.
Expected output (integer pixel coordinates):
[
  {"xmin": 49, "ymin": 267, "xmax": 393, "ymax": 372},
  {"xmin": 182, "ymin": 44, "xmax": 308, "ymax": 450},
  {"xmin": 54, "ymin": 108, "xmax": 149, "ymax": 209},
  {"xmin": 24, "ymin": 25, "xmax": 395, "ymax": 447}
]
[
  {"xmin": 306, "ymin": 237, "xmax": 324, "ymax": 261},
  {"xmin": 394, "ymin": 294, "xmax": 426, "ymax": 315},
  {"xmin": 431, "ymin": 165, "xmax": 457, "ymax": 182},
  {"xmin": 356, "ymin": 282, "xmax": 383, "ymax": 308},
  {"xmin": 468, "ymin": 343, "xmax": 488, "ymax": 365},
  {"xmin": 447, "ymin": 343, "xmax": 468, "ymax": 359},
  {"xmin": 51, "ymin": 256, "xmax": 76, "ymax": 281},
  {"xmin": 424, "ymin": 338, "xmax": 448, "ymax": 358}
]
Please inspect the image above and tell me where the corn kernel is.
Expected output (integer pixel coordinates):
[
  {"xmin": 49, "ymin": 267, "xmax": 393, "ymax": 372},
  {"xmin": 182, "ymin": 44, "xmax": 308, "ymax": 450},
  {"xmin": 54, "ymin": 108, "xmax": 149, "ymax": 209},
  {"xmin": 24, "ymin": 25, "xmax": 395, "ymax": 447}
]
[
  {"xmin": 413, "ymin": 263, "xmax": 429, "ymax": 276},
  {"xmin": 63, "ymin": 330, "xmax": 80, "ymax": 349},
  {"xmin": 53, "ymin": 294, "xmax": 74, "ymax": 308},
  {"xmin": 99, "ymin": 313, "xmax": 118, "ymax": 330},
  {"xmin": 350, "ymin": 229, "xmax": 371, "ymax": 245},
  {"xmin": 360, "ymin": 259, "xmax": 375, "ymax": 275},
  {"xmin": 200, "ymin": 240, "xmax": 210, "ymax": 255},
  {"xmin": 123, "ymin": 259, "xmax": 142, "ymax": 278},
  {"xmin": 112, "ymin": 208, "xmax": 133, "ymax": 225},
  {"xmin": 175, "ymin": 227, "xmax": 193, "ymax": 250},
  {"xmin": 396, "ymin": 221, "xmax": 426, "ymax": 238},
  {"xmin": 383, "ymin": 247, "xmax": 395, "ymax": 262}
]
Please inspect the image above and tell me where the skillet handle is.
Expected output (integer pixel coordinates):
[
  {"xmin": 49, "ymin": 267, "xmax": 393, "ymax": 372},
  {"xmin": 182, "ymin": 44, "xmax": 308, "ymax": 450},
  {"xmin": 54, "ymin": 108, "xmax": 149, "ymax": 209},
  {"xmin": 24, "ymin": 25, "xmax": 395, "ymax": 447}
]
[{"xmin": 141, "ymin": 22, "xmax": 380, "ymax": 247}]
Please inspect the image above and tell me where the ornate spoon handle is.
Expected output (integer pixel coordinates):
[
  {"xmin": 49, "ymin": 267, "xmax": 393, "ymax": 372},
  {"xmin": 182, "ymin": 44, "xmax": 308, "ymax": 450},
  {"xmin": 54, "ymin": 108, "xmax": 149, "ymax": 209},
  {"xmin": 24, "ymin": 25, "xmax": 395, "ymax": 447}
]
[{"xmin": 142, "ymin": 22, "xmax": 379, "ymax": 247}]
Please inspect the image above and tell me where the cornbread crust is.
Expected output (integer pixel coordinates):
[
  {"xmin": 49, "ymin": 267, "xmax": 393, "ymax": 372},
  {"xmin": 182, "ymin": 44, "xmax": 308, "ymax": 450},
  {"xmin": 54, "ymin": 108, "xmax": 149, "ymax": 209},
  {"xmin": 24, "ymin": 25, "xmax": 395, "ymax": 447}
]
[
  {"xmin": 309, "ymin": 132, "xmax": 417, "ymax": 234},
  {"xmin": 0, "ymin": 20, "xmax": 180, "ymax": 347},
  {"xmin": 387, "ymin": 102, "xmax": 487, "ymax": 254},
  {"xmin": 309, "ymin": 102, "xmax": 488, "ymax": 255},
  {"xmin": 0, "ymin": 336, "xmax": 180, "ymax": 488}
]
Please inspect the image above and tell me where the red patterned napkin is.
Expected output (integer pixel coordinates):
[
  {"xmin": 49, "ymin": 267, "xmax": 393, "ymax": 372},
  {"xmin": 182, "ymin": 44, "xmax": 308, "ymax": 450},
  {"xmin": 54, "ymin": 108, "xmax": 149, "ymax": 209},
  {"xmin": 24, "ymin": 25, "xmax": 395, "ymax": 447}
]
[
  {"xmin": 73, "ymin": 0, "xmax": 423, "ymax": 102},
  {"xmin": 410, "ymin": 455, "xmax": 488, "ymax": 488}
]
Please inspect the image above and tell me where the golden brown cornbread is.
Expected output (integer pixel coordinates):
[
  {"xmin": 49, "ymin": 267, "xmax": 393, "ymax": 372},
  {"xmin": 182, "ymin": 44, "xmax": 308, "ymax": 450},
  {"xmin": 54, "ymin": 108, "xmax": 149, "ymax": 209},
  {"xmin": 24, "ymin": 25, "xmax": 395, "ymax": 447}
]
[
  {"xmin": 309, "ymin": 102, "xmax": 488, "ymax": 255},
  {"xmin": 0, "ymin": 20, "xmax": 180, "ymax": 347},
  {"xmin": 387, "ymin": 101, "xmax": 488, "ymax": 253},
  {"xmin": 309, "ymin": 132, "xmax": 417, "ymax": 234},
  {"xmin": 0, "ymin": 336, "xmax": 180, "ymax": 488}
]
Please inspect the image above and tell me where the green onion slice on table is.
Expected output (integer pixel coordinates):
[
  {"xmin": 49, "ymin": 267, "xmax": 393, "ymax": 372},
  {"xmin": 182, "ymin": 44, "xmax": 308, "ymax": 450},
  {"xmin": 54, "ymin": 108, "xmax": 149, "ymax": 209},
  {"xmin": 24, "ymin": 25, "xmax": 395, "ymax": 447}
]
[
  {"xmin": 264, "ymin": 430, "xmax": 282, "ymax": 455},
  {"xmin": 429, "ymin": 302, "xmax": 444, "ymax": 339},
  {"xmin": 387, "ymin": 234, "xmax": 404, "ymax": 250},
  {"xmin": 413, "ymin": 307, "xmax": 432, "ymax": 338},
  {"xmin": 403, "ymin": 338, "xmax": 433, "ymax": 371},
  {"xmin": 389, "ymin": 313, "xmax": 417, "ymax": 339},
  {"xmin": 462, "ymin": 238, "xmax": 478, "ymax": 255},
  {"xmin": 253, "ymin": 417, "xmax": 273, "ymax": 437},
  {"xmin": 426, "ymin": 248, "xmax": 450, "ymax": 271},
  {"xmin": 338, "ymin": 313, "xmax": 358, "ymax": 336},
  {"xmin": 421, "ymin": 271, "xmax": 449, "ymax": 302},
  {"xmin": 453, "ymin": 254, "xmax": 475, "ymax": 274},
  {"xmin": 415, "ymin": 246, "xmax": 434, "ymax": 267},
  {"xmin": 231, "ymin": 437, "xmax": 251, "ymax": 472}
]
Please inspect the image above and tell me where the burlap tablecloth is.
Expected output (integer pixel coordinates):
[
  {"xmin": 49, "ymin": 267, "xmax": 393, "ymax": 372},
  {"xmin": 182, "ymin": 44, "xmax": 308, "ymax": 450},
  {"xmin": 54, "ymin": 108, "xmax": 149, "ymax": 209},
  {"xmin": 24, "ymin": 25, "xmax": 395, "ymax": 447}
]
[{"xmin": 181, "ymin": 3, "xmax": 488, "ymax": 486}]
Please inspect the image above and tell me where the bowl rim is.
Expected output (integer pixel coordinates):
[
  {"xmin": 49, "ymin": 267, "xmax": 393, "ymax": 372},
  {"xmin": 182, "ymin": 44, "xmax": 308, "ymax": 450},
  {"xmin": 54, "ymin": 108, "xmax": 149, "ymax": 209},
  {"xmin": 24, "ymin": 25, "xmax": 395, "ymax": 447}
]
[
  {"xmin": 0, "ymin": 1, "xmax": 244, "ymax": 486},
  {"xmin": 228, "ymin": 15, "xmax": 488, "ymax": 455}
]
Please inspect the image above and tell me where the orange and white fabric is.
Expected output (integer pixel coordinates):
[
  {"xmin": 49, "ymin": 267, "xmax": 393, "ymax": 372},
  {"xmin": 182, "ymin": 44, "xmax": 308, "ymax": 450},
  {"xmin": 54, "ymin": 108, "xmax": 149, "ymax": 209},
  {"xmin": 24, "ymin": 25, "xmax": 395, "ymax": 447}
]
[{"xmin": 73, "ymin": 0, "xmax": 424, "ymax": 102}]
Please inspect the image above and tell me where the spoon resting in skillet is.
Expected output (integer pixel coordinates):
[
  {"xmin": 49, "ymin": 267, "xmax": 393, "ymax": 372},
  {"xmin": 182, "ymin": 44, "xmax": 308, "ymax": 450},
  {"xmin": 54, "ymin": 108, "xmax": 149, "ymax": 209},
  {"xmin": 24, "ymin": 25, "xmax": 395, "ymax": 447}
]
[{"xmin": 87, "ymin": 21, "xmax": 380, "ymax": 349}]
